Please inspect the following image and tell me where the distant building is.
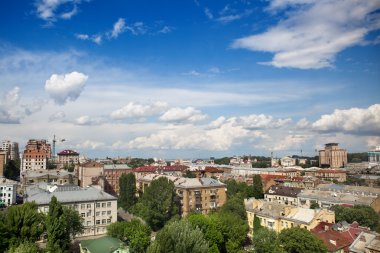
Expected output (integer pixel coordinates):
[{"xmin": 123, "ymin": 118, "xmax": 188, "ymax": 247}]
[
  {"xmin": 245, "ymin": 198, "xmax": 335, "ymax": 236},
  {"xmin": 21, "ymin": 169, "xmax": 78, "ymax": 186},
  {"xmin": 1, "ymin": 140, "xmax": 19, "ymax": 161},
  {"xmin": 24, "ymin": 183, "xmax": 117, "ymax": 237},
  {"xmin": 349, "ymin": 231, "xmax": 380, "ymax": 253},
  {"xmin": 0, "ymin": 177, "xmax": 17, "ymax": 206},
  {"xmin": 0, "ymin": 150, "xmax": 6, "ymax": 177},
  {"xmin": 103, "ymin": 164, "xmax": 133, "ymax": 195},
  {"xmin": 138, "ymin": 174, "xmax": 227, "ymax": 216},
  {"xmin": 319, "ymin": 143, "xmax": 347, "ymax": 169},
  {"xmin": 78, "ymin": 161, "xmax": 104, "ymax": 187},
  {"xmin": 281, "ymin": 156, "xmax": 297, "ymax": 167},
  {"xmin": 264, "ymin": 185, "xmax": 303, "ymax": 206},
  {"xmin": 57, "ymin": 149, "xmax": 80, "ymax": 168},
  {"xmin": 368, "ymin": 146, "xmax": 380, "ymax": 164},
  {"xmin": 80, "ymin": 236, "xmax": 129, "ymax": 253},
  {"xmin": 305, "ymin": 169, "xmax": 347, "ymax": 182},
  {"xmin": 21, "ymin": 139, "xmax": 51, "ymax": 173},
  {"xmin": 230, "ymin": 156, "xmax": 252, "ymax": 168}
]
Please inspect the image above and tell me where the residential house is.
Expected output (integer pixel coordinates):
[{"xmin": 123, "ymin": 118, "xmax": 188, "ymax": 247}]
[
  {"xmin": 264, "ymin": 185, "xmax": 303, "ymax": 206},
  {"xmin": 349, "ymin": 231, "xmax": 380, "ymax": 253},
  {"xmin": 0, "ymin": 177, "xmax": 17, "ymax": 206}
]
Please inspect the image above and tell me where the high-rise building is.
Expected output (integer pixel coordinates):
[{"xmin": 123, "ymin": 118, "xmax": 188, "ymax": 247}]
[
  {"xmin": 319, "ymin": 143, "xmax": 347, "ymax": 169},
  {"xmin": 0, "ymin": 151, "xmax": 6, "ymax": 177},
  {"xmin": 21, "ymin": 139, "xmax": 51, "ymax": 173},
  {"xmin": 1, "ymin": 140, "xmax": 19, "ymax": 161},
  {"xmin": 368, "ymin": 146, "xmax": 380, "ymax": 164}
]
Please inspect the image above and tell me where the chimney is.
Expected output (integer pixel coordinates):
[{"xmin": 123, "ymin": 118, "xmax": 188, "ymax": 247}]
[
  {"xmin": 324, "ymin": 225, "xmax": 329, "ymax": 231},
  {"xmin": 329, "ymin": 240, "xmax": 336, "ymax": 246}
]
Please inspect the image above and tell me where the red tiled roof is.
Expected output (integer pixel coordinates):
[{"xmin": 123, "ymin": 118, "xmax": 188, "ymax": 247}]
[
  {"xmin": 133, "ymin": 166, "xmax": 158, "ymax": 172},
  {"xmin": 133, "ymin": 165, "xmax": 188, "ymax": 172},
  {"xmin": 260, "ymin": 174, "xmax": 287, "ymax": 182},
  {"xmin": 57, "ymin": 149, "xmax": 79, "ymax": 156},
  {"xmin": 204, "ymin": 167, "xmax": 224, "ymax": 173},
  {"xmin": 316, "ymin": 170, "xmax": 346, "ymax": 174}
]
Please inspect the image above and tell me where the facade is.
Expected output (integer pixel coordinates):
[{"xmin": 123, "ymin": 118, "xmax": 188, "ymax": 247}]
[
  {"xmin": 264, "ymin": 185, "xmax": 302, "ymax": 206},
  {"xmin": 1, "ymin": 140, "xmax": 19, "ymax": 161},
  {"xmin": 78, "ymin": 161, "xmax": 104, "ymax": 187},
  {"xmin": 319, "ymin": 143, "xmax": 348, "ymax": 169},
  {"xmin": 305, "ymin": 169, "xmax": 347, "ymax": 182},
  {"xmin": 24, "ymin": 183, "xmax": 117, "ymax": 237},
  {"xmin": 368, "ymin": 146, "xmax": 380, "ymax": 164},
  {"xmin": 245, "ymin": 198, "xmax": 335, "ymax": 236},
  {"xmin": 138, "ymin": 174, "xmax": 227, "ymax": 216},
  {"xmin": 349, "ymin": 231, "xmax": 380, "ymax": 253},
  {"xmin": 280, "ymin": 156, "xmax": 297, "ymax": 167},
  {"xmin": 103, "ymin": 164, "xmax": 133, "ymax": 195},
  {"xmin": 21, "ymin": 169, "xmax": 78, "ymax": 186},
  {"xmin": 57, "ymin": 149, "xmax": 80, "ymax": 168},
  {"xmin": 0, "ymin": 150, "xmax": 6, "ymax": 177},
  {"xmin": 21, "ymin": 139, "xmax": 51, "ymax": 173},
  {"xmin": 0, "ymin": 177, "xmax": 17, "ymax": 206},
  {"xmin": 80, "ymin": 236, "xmax": 129, "ymax": 253}
]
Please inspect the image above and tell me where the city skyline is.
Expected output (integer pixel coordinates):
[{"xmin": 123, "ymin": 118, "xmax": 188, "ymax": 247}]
[{"xmin": 1, "ymin": 0, "xmax": 379, "ymax": 158}]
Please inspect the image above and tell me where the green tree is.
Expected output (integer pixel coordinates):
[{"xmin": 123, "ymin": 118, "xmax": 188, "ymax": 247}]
[
  {"xmin": 119, "ymin": 173, "xmax": 137, "ymax": 211},
  {"xmin": 146, "ymin": 220, "xmax": 208, "ymax": 253},
  {"xmin": 184, "ymin": 170, "xmax": 196, "ymax": 178},
  {"xmin": 220, "ymin": 196, "xmax": 247, "ymax": 220},
  {"xmin": 251, "ymin": 228, "xmax": 284, "ymax": 253},
  {"xmin": 278, "ymin": 227, "xmax": 327, "ymax": 253},
  {"xmin": 7, "ymin": 241, "xmax": 41, "ymax": 253},
  {"xmin": 62, "ymin": 206, "xmax": 84, "ymax": 239},
  {"xmin": 214, "ymin": 157, "xmax": 231, "ymax": 165},
  {"xmin": 132, "ymin": 177, "xmax": 179, "ymax": 231},
  {"xmin": 331, "ymin": 205, "xmax": 380, "ymax": 232},
  {"xmin": 310, "ymin": 202, "xmax": 320, "ymax": 209},
  {"xmin": 253, "ymin": 216, "xmax": 262, "ymax": 233},
  {"xmin": 252, "ymin": 175, "xmax": 264, "ymax": 199},
  {"xmin": 224, "ymin": 179, "xmax": 253, "ymax": 199},
  {"xmin": 4, "ymin": 159, "xmax": 20, "ymax": 180}
]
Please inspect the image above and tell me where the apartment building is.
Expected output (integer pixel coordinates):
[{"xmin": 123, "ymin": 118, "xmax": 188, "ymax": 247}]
[
  {"xmin": 57, "ymin": 149, "xmax": 79, "ymax": 168},
  {"xmin": 138, "ymin": 174, "xmax": 227, "ymax": 216},
  {"xmin": 24, "ymin": 183, "xmax": 117, "ymax": 237},
  {"xmin": 0, "ymin": 150, "xmax": 6, "ymax": 177},
  {"xmin": 305, "ymin": 169, "xmax": 347, "ymax": 182},
  {"xmin": 1, "ymin": 140, "xmax": 19, "ymax": 161},
  {"xmin": 21, "ymin": 169, "xmax": 78, "ymax": 186},
  {"xmin": 21, "ymin": 139, "xmax": 51, "ymax": 173},
  {"xmin": 319, "ymin": 143, "xmax": 348, "ymax": 169},
  {"xmin": 103, "ymin": 164, "xmax": 133, "ymax": 195},
  {"xmin": 78, "ymin": 161, "xmax": 104, "ymax": 187},
  {"xmin": 245, "ymin": 198, "xmax": 335, "ymax": 236},
  {"xmin": 0, "ymin": 177, "xmax": 17, "ymax": 206},
  {"xmin": 264, "ymin": 185, "xmax": 303, "ymax": 206}
]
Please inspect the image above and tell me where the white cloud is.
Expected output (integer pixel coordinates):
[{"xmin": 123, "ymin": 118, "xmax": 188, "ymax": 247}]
[
  {"xmin": 296, "ymin": 117, "xmax": 309, "ymax": 129},
  {"xmin": 75, "ymin": 34, "xmax": 89, "ymax": 40},
  {"xmin": 158, "ymin": 26, "xmax": 173, "ymax": 34},
  {"xmin": 2, "ymin": 86, "xmax": 20, "ymax": 108},
  {"xmin": 208, "ymin": 67, "xmax": 220, "ymax": 74},
  {"xmin": 272, "ymin": 134, "xmax": 311, "ymax": 151},
  {"xmin": 216, "ymin": 9, "xmax": 252, "ymax": 24},
  {"xmin": 76, "ymin": 140, "xmax": 106, "ymax": 150},
  {"xmin": 232, "ymin": 114, "xmax": 291, "ymax": 129},
  {"xmin": 159, "ymin": 107, "xmax": 208, "ymax": 123},
  {"xmin": 0, "ymin": 87, "xmax": 21, "ymax": 124},
  {"xmin": 110, "ymin": 18, "xmax": 126, "ymax": 38},
  {"xmin": 110, "ymin": 101, "xmax": 168, "ymax": 120},
  {"xmin": 44, "ymin": 71, "xmax": 88, "ymax": 105},
  {"xmin": 35, "ymin": 0, "xmax": 84, "ymax": 22},
  {"xmin": 312, "ymin": 104, "xmax": 380, "ymax": 135},
  {"xmin": 49, "ymin": 111, "xmax": 66, "ymax": 121},
  {"xmin": 125, "ymin": 22, "xmax": 148, "ymax": 36},
  {"xmin": 73, "ymin": 115, "xmax": 105, "ymax": 125},
  {"xmin": 204, "ymin": 8, "xmax": 214, "ymax": 19},
  {"xmin": 232, "ymin": 0, "xmax": 380, "ymax": 69}
]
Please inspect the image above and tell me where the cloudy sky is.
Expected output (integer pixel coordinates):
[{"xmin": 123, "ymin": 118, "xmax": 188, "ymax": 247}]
[{"xmin": 1, "ymin": 0, "xmax": 379, "ymax": 159}]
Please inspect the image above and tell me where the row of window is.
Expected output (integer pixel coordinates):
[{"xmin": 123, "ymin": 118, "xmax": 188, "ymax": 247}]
[
  {"xmin": 0, "ymin": 187, "xmax": 12, "ymax": 191},
  {"xmin": 0, "ymin": 193, "xmax": 12, "ymax": 197},
  {"xmin": 84, "ymin": 218, "xmax": 112, "ymax": 226}
]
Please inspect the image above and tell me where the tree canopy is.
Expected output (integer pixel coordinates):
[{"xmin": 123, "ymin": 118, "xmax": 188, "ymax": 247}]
[
  {"xmin": 4, "ymin": 159, "xmax": 20, "ymax": 180},
  {"xmin": 119, "ymin": 173, "xmax": 137, "ymax": 211},
  {"xmin": 252, "ymin": 175, "xmax": 264, "ymax": 199},
  {"xmin": 251, "ymin": 228, "xmax": 284, "ymax": 253},
  {"xmin": 331, "ymin": 205, "xmax": 380, "ymax": 232},
  {"xmin": 223, "ymin": 179, "xmax": 254, "ymax": 199},
  {"xmin": 278, "ymin": 227, "xmax": 327, "ymax": 253}
]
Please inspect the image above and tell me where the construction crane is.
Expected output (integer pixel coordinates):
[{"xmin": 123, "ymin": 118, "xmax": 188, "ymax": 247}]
[{"xmin": 52, "ymin": 134, "xmax": 66, "ymax": 160}]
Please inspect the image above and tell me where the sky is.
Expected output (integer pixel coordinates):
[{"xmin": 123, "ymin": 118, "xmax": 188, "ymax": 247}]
[{"xmin": 0, "ymin": 0, "xmax": 379, "ymax": 159}]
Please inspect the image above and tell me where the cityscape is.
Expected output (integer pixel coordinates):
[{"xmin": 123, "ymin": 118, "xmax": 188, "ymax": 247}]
[{"xmin": 1, "ymin": 1, "xmax": 380, "ymax": 253}]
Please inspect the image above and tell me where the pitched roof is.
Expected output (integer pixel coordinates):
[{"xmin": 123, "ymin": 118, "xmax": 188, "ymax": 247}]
[
  {"xmin": 265, "ymin": 185, "xmax": 303, "ymax": 197},
  {"xmin": 57, "ymin": 149, "xmax": 79, "ymax": 156},
  {"xmin": 80, "ymin": 236, "xmax": 128, "ymax": 253}
]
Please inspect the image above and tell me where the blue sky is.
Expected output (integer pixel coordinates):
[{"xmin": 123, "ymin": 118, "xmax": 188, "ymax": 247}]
[{"xmin": 1, "ymin": 0, "xmax": 379, "ymax": 159}]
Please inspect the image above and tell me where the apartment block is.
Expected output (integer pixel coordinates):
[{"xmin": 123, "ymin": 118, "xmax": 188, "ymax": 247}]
[
  {"xmin": 305, "ymin": 169, "xmax": 347, "ymax": 182},
  {"xmin": 138, "ymin": 174, "xmax": 227, "ymax": 216},
  {"xmin": 57, "ymin": 149, "xmax": 80, "ymax": 168},
  {"xmin": 21, "ymin": 139, "xmax": 51, "ymax": 173},
  {"xmin": 21, "ymin": 169, "xmax": 78, "ymax": 186},
  {"xmin": 1, "ymin": 140, "xmax": 19, "ymax": 161},
  {"xmin": 103, "ymin": 164, "xmax": 133, "ymax": 195},
  {"xmin": 78, "ymin": 161, "xmax": 104, "ymax": 187},
  {"xmin": 245, "ymin": 198, "xmax": 335, "ymax": 236},
  {"xmin": 264, "ymin": 185, "xmax": 303, "ymax": 206},
  {"xmin": 0, "ymin": 150, "xmax": 6, "ymax": 177},
  {"xmin": 24, "ymin": 183, "xmax": 117, "ymax": 237},
  {"xmin": 319, "ymin": 143, "xmax": 348, "ymax": 169},
  {"xmin": 0, "ymin": 177, "xmax": 17, "ymax": 206}
]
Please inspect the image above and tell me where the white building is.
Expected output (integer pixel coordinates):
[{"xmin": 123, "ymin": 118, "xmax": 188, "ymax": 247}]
[
  {"xmin": 281, "ymin": 156, "xmax": 297, "ymax": 167},
  {"xmin": 0, "ymin": 177, "xmax": 17, "ymax": 206},
  {"xmin": 2, "ymin": 140, "xmax": 19, "ymax": 161},
  {"xmin": 24, "ymin": 183, "xmax": 117, "ymax": 237}
]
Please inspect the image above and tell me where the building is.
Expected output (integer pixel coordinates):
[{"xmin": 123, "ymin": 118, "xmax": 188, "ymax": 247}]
[
  {"xmin": 264, "ymin": 185, "xmax": 303, "ymax": 206},
  {"xmin": 24, "ymin": 183, "xmax": 117, "ymax": 236},
  {"xmin": 281, "ymin": 176, "xmax": 320, "ymax": 189},
  {"xmin": 349, "ymin": 231, "xmax": 380, "ymax": 253},
  {"xmin": 103, "ymin": 164, "xmax": 133, "ymax": 195},
  {"xmin": 138, "ymin": 174, "xmax": 227, "ymax": 216},
  {"xmin": 305, "ymin": 169, "xmax": 347, "ymax": 182},
  {"xmin": 0, "ymin": 177, "xmax": 17, "ymax": 206},
  {"xmin": 319, "ymin": 143, "xmax": 348, "ymax": 169},
  {"xmin": 280, "ymin": 156, "xmax": 297, "ymax": 167},
  {"xmin": 0, "ymin": 150, "xmax": 6, "ymax": 177},
  {"xmin": 311, "ymin": 221, "xmax": 371, "ymax": 253},
  {"xmin": 78, "ymin": 161, "xmax": 104, "ymax": 187},
  {"xmin": 245, "ymin": 198, "xmax": 335, "ymax": 235},
  {"xmin": 1, "ymin": 140, "xmax": 19, "ymax": 161},
  {"xmin": 57, "ymin": 149, "xmax": 80, "ymax": 168},
  {"xmin": 21, "ymin": 169, "xmax": 78, "ymax": 186},
  {"xmin": 21, "ymin": 139, "xmax": 51, "ymax": 173},
  {"xmin": 80, "ymin": 236, "xmax": 129, "ymax": 253},
  {"xmin": 368, "ymin": 146, "xmax": 380, "ymax": 165},
  {"xmin": 316, "ymin": 183, "xmax": 380, "ymax": 197},
  {"xmin": 230, "ymin": 156, "xmax": 252, "ymax": 167}
]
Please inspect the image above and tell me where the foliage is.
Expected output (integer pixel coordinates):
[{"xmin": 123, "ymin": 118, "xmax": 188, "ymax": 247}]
[
  {"xmin": 63, "ymin": 163, "xmax": 75, "ymax": 172},
  {"xmin": 278, "ymin": 227, "xmax": 328, "ymax": 253},
  {"xmin": 4, "ymin": 159, "xmax": 20, "ymax": 180},
  {"xmin": 184, "ymin": 170, "xmax": 196, "ymax": 178},
  {"xmin": 223, "ymin": 179, "xmax": 253, "ymax": 199},
  {"xmin": 220, "ymin": 196, "xmax": 247, "ymax": 220},
  {"xmin": 251, "ymin": 228, "xmax": 284, "ymax": 253},
  {"xmin": 1, "ymin": 202, "xmax": 45, "ymax": 249},
  {"xmin": 214, "ymin": 157, "xmax": 231, "ymax": 165},
  {"xmin": 345, "ymin": 176, "xmax": 367, "ymax": 186},
  {"xmin": 7, "ymin": 241, "xmax": 41, "ymax": 253},
  {"xmin": 146, "ymin": 220, "xmax": 208, "ymax": 253},
  {"xmin": 253, "ymin": 216, "xmax": 262, "ymax": 233},
  {"xmin": 251, "ymin": 161, "xmax": 270, "ymax": 168},
  {"xmin": 187, "ymin": 213, "xmax": 224, "ymax": 252},
  {"xmin": 131, "ymin": 177, "xmax": 179, "ymax": 231},
  {"xmin": 118, "ymin": 173, "xmax": 137, "ymax": 211},
  {"xmin": 331, "ymin": 205, "xmax": 380, "ymax": 232},
  {"xmin": 127, "ymin": 158, "xmax": 154, "ymax": 168},
  {"xmin": 348, "ymin": 153, "xmax": 368, "ymax": 163},
  {"xmin": 310, "ymin": 202, "xmax": 320, "ymax": 209},
  {"xmin": 107, "ymin": 219, "xmax": 151, "ymax": 253},
  {"xmin": 252, "ymin": 175, "xmax": 264, "ymax": 199},
  {"xmin": 62, "ymin": 206, "xmax": 84, "ymax": 238}
]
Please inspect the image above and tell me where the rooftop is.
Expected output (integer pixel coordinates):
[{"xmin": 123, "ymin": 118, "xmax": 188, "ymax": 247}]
[
  {"xmin": 57, "ymin": 149, "xmax": 79, "ymax": 156},
  {"xmin": 316, "ymin": 183, "xmax": 380, "ymax": 196},
  {"xmin": 139, "ymin": 174, "xmax": 226, "ymax": 189},
  {"xmin": 21, "ymin": 169, "xmax": 75, "ymax": 179},
  {"xmin": 80, "ymin": 236, "xmax": 128, "ymax": 253},
  {"xmin": 104, "ymin": 164, "xmax": 131, "ymax": 170},
  {"xmin": 265, "ymin": 185, "xmax": 303, "ymax": 197}
]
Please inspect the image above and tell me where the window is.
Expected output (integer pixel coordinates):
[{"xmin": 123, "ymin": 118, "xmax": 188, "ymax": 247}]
[
  {"xmin": 107, "ymin": 219, "xmax": 111, "ymax": 224},
  {"xmin": 96, "ymin": 203, "xmax": 100, "ymax": 208},
  {"xmin": 107, "ymin": 210, "xmax": 111, "ymax": 215},
  {"xmin": 87, "ymin": 204, "xmax": 91, "ymax": 208},
  {"xmin": 87, "ymin": 211, "xmax": 91, "ymax": 217},
  {"xmin": 87, "ymin": 221, "xmax": 91, "ymax": 226},
  {"xmin": 96, "ymin": 212, "xmax": 100, "ymax": 217},
  {"xmin": 102, "ymin": 219, "xmax": 106, "ymax": 224},
  {"xmin": 96, "ymin": 220, "xmax": 100, "ymax": 225},
  {"xmin": 107, "ymin": 202, "xmax": 111, "ymax": 207},
  {"xmin": 81, "ymin": 204, "xmax": 85, "ymax": 209},
  {"xmin": 102, "ymin": 203, "xmax": 106, "ymax": 208},
  {"xmin": 102, "ymin": 211, "xmax": 106, "ymax": 216}
]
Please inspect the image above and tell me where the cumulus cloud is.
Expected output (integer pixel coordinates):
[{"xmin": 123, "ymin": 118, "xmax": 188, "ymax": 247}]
[
  {"xmin": 73, "ymin": 115, "xmax": 106, "ymax": 125},
  {"xmin": 49, "ymin": 111, "xmax": 66, "ymax": 122},
  {"xmin": 44, "ymin": 71, "xmax": 88, "ymax": 105},
  {"xmin": 110, "ymin": 18, "xmax": 126, "ymax": 38},
  {"xmin": 272, "ymin": 134, "xmax": 311, "ymax": 151},
  {"xmin": 232, "ymin": 0, "xmax": 380, "ymax": 69},
  {"xmin": 110, "ymin": 101, "xmax": 168, "ymax": 120},
  {"xmin": 0, "ymin": 87, "xmax": 21, "ymax": 124},
  {"xmin": 35, "ymin": 0, "xmax": 84, "ymax": 22},
  {"xmin": 76, "ymin": 140, "xmax": 106, "ymax": 150},
  {"xmin": 312, "ymin": 104, "xmax": 380, "ymax": 135},
  {"xmin": 159, "ymin": 107, "xmax": 208, "ymax": 123},
  {"xmin": 296, "ymin": 117, "xmax": 310, "ymax": 129},
  {"xmin": 232, "ymin": 114, "xmax": 291, "ymax": 129}
]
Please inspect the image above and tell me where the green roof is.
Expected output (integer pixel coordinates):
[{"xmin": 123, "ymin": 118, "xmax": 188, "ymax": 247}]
[{"xmin": 80, "ymin": 236, "xmax": 127, "ymax": 253}]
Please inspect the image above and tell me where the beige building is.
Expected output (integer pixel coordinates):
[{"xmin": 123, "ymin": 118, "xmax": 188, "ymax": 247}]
[
  {"xmin": 319, "ymin": 143, "xmax": 348, "ymax": 169},
  {"xmin": 57, "ymin": 149, "xmax": 79, "ymax": 169},
  {"xmin": 138, "ymin": 174, "xmax": 227, "ymax": 216},
  {"xmin": 305, "ymin": 169, "xmax": 347, "ymax": 182},
  {"xmin": 2, "ymin": 140, "xmax": 19, "ymax": 161},
  {"xmin": 245, "ymin": 198, "xmax": 335, "ymax": 236},
  {"xmin": 280, "ymin": 156, "xmax": 297, "ymax": 167},
  {"xmin": 0, "ymin": 150, "xmax": 6, "ymax": 177},
  {"xmin": 25, "ymin": 183, "xmax": 117, "ymax": 237},
  {"xmin": 78, "ymin": 161, "xmax": 104, "ymax": 187},
  {"xmin": 264, "ymin": 185, "xmax": 302, "ymax": 206},
  {"xmin": 21, "ymin": 169, "xmax": 78, "ymax": 186},
  {"xmin": 21, "ymin": 139, "xmax": 51, "ymax": 173}
]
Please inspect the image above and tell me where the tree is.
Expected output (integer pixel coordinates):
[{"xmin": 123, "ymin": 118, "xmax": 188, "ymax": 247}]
[
  {"xmin": 220, "ymin": 196, "xmax": 247, "ymax": 220},
  {"xmin": 146, "ymin": 220, "xmax": 208, "ymax": 253},
  {"xmin": 184, "ymin": 170, "xmax": 196, "ymax": 178},
  {"xmin": 62, "ymin": 206, "xmax": 84, "ymax": 239},
  {"xmin": 224, "ymin": 179, "xmax": 253, "ymax": 199},
  {"xmin": 3, "ymin": 159, "xmax": 20, "ymax": 180},
  {"xmin": 119, "ymin": 173, "xmax": 137, "ymax": 211},
  {"xmin": 310, "ymin": 202, "xmax": 320, "ymax": 209},
  {"xmin": 253, "ymin": 216, "xmax": 262, "ymax": 233},
  {"xmin": 251, "ymin": 228, "xmax": 284, "ymax": 253},
  {"xmin": 7, "ymin": 241, "xmax": 41, "ymax": 253},
  {"xmin": 214, "ymin": 157, "xmax": 231, "ymax": 165},
  {"xmin": 278, "ymin": 227, "xmax": 328, "ymax": 253},
  {"xmin": 131, "ymin": 177, "xmax": 179, "ymax": 231},
  {"xmin": 331, "ymin": 205, "xmax": 380, "ymax": 232},
  {"xmin": 252, "ymin": 175, "xmax": 264, "ymax": 199}
]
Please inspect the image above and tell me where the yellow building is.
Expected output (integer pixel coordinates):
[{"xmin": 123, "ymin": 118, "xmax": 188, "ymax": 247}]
[
  {"xmin": 319, "ymin": 143, "xmax": 347, "ymax": 169},
  {"xmin": 245, "ymin": 198, "xmax": 335, "ymax": 236},
  {"xmin": 138, "ymin": 174, "xmax": 227, "ymax": 216}
]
